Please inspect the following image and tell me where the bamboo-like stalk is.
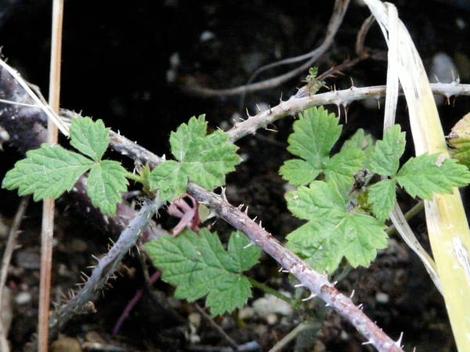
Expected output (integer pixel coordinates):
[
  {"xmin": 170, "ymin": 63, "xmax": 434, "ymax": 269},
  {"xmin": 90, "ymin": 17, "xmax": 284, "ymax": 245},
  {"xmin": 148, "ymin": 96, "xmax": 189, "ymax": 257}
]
[
  {"xmin": 38, "ymin": 0, "xmax": 64, "ymax": 350},
  {"xmin": 362, "ymin": 0, "xmax": 470, "ymax": 350}
]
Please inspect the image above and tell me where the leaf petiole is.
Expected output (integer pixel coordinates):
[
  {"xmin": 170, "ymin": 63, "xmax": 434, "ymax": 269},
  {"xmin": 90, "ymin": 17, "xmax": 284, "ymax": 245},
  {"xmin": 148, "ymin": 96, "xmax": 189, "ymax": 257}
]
[{"xmin": 125, "ymin": 171, "xmax": 144, "ymax": 184}]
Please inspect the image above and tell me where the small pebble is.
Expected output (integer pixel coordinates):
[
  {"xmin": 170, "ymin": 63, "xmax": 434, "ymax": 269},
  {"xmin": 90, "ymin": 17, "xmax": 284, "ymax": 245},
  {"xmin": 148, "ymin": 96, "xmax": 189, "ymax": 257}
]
[
  {"xmin": 15, "ymin": 291, "xmax": 31, "ymax": 305},
  {"xmin": 376, "ymin": 292, "xmax": 390, "ymax": 304},
  {"xmin": 254, "ymin": 324, "xmax": 268, "ymax": 336},
  {"xmin": 266, "ymin": 313, "xmax": 278, "ymax": 325},
  {"xmin": 253, "ymin": 294, "xmax": 293, "ymax": 317},
  {"xmin": 188, "ymin": 312, "xmax": 201, "ymax": 328},
  {"xmin": 199, "ymin": 31, "xmax": 215, "ymax": 42},
  {"xmin": 238, "ymin": 307, "xmax": 255, "ymax": 320},
  {"xmin": 51, "ymin": 337, "xmax": 82, "ymax": 352}
]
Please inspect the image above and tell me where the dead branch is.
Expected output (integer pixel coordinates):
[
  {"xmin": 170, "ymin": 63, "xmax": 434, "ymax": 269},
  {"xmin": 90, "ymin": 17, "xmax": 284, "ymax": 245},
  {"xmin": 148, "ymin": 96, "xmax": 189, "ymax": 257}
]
[
  {"xmin": 181, "ymin": 0, "xmax": 350, "ymax": 97},
  {"xmin": 0, "ymin": 197, "xmax": 29, "ymax": 352},
  {"xmin": 38, "ymin": 1, "xmax": 64, "ymax": 349}
]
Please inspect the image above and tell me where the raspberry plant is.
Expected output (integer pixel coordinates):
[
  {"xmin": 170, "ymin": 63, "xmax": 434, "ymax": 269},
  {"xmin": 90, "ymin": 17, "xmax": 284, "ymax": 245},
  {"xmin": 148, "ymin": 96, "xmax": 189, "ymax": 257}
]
[{"xmin": 2, "ymin": 107, "xmax": 470, "ymax": 317}]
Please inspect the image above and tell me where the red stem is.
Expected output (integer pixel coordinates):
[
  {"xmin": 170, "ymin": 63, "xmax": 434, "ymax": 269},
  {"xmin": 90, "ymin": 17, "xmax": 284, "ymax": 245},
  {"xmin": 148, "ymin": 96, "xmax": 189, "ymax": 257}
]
[{"xmin": 112, "ymin": 271, "xmax": 161, "ymax": 336}]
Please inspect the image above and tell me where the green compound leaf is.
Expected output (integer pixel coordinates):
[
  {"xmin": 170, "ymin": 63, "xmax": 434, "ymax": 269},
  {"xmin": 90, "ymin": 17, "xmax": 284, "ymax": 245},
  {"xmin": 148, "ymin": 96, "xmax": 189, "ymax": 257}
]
[
  {"xmin": 87, "ymin": 160, "xmax": 129, "ymax": 215},
  {"xmin": 150, "ymin": 115, "xmax": 240, "ymax": 201},
  {"xmin": 2, "ymin": 118, "xmax": 129, "ymax": 215},
  {"xmin": 396, "ymin": 154, "xmax": 470, "ymax": 199},
  {"xmin": 146, "ymin": 229, "xmax": 260, "ymax": 316},
  {"xmin": 70, "ymin": 117, "xmax": 110, "ymax": 161},
  {"xmin": 280, "ymin": 107, "xmax": 365, "ymax": 190},
  {"xmin": 368, "ymin": 179, "xmax": 397, "ymax": 221},
  {"xmin": 148, "ymin": 161, "xmax": 188, "ymax": 201},
  {"xmin": 286, "ymin": 180, "xmax": 388, "ymax": 273},
  {"xmin": 2, "ymin": 145, "xmax": 93, "ymax": 201},
  {"xmin": 369, "ymin": 125, "xmax": 406, "ymax": 176},
  {"xmin": 280, "ymin": 107, "xmax": 342, "ymax": 186}
]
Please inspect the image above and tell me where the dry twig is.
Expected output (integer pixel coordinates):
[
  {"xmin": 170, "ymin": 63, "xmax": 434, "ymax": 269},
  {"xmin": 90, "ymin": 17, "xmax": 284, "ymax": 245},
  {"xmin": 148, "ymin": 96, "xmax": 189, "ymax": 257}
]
[
  {"xmin": 0, "ymin": 197, "xmax": 29, "ymax": 352},
  {"xmin": 194, "ymin": 304, "xmax": 239, "ymax": 351},
  {"xmin": 38, "ymin": 1, "xmax": 64, "ymax": 350},
  {"xmin": 182, "ymin": 0, "xmax": 350, "ymax": 98}
]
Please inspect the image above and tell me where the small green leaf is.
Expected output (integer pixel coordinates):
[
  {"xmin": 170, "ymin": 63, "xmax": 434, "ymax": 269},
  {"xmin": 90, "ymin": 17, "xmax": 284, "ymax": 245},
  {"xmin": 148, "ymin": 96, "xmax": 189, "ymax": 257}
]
[
  {"xmin": 181, "ymin": 131, "xmax": 240, "ymax": 190},
  {"xmin": 287, "ymin": 107, "xmax": 341, "ymax": 166},
  {"xmin": 2, "ymin": 144, "xmax": 93, "ymax": 201},
  {"xmin": 286, "ymin": 222, "xmax": 343, "ymax": 273},
  {"xmin": 150, "ymin": 116, "xmax": 240, "ymax": 201},
  {"xmin": 227, "ymin": 231, "xmax": 261, "ymax": 272},
  {"xmin": 149, "ymin": 161, "xmax": 188, "ymax": 201},
  {"xmin": 324, "ymin": 147, "xmax": 365, "ymax": 194},
  {"xmin": 339, "ymin": 213, "xmax": 388, "ymax": 267},
  {"xmin": 396, "ymin": 154, "xmax": 470, "ymax": 199},
  {"xmin": 341, "ymin": 129, "xmax": 374, "ymax": 153},
  {"xmin": 279, "ymin": 159, "xmax": 320, "ymax": 186},
  {"xmin": 450, "ymin": 143, "xmax": 470, "ymax": 169},
  {"xmin": 368, "ymin": 179, "xmax": 397, "ymax": 221},
  {"xmin": 146, "ymin": 229, "xmax": 260, "ymax": 316},
  {"xmin": 70, "ymin": 117, "xmax": 110, "ymax": 161},
  {"xmin": 448, "ymin": 114, "xmax": 470, "ymax": 168},
  {"xmin": 87, "ymin": 160, "xmax": 128, "ymax": 215},
  {"xmin": 280, "ymin": 107, "xmax": 363, "ymax": 190},
  {"xmin": 369, "ymin": 125, "xmax": 406, "ymax": 176},
  {"xmin": 307, "ymin": 67, "xmax": 318, "ymax": 80},
  {"xmin": 286, "ymin": 181, "xmax": 345, "ymax": 221},
  {"xmin": 170, "ymin": 115, "xmax": 207, "ymax": 161}
]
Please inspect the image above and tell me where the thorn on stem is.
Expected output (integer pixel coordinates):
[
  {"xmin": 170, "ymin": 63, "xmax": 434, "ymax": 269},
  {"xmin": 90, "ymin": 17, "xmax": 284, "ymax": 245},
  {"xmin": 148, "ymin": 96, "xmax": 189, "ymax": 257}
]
[
  {"xmin": 395, "ymin": 332, "xmax": 404, "ymax": 347},
  {"xmin": 302, "ymin": 293, "xmax": 317, "ymax": 301}
]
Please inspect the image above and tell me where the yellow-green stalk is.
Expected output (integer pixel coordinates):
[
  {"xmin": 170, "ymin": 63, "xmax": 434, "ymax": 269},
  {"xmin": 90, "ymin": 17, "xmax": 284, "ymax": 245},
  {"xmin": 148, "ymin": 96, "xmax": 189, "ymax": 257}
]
[{"xmin": 363, "ymin": 0, "xmax": 470, "ymax": 350}]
